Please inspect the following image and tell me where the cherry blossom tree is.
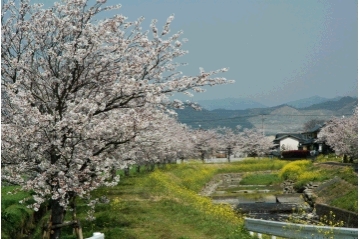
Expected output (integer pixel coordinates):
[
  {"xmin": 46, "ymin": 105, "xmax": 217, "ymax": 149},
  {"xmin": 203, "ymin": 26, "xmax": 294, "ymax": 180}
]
[
  {"xmin": 155, "ymin": 117, "xmax": 195, "ymax": 163},
  {"xmin": 172, "ymin": 127, "xmax": 196, "ymax": 163},
  {"xmin": 1, "ymin": 0, "xmax": 232, "ymax": 237},
  {"xmin": 190, "ymin": 128, "xmax": 220, "ymax": 162},
  {"xmin": 216, "ymin": 126, "xmax": 242, "ymax": 161},
  {"xmin": 216, "ymin": 127, "xmax": 273, "ymax": 159},
  {"xmin": 317, "ymin": 107, "xmax": 358, "ymax": 162},
  {"xmin": 238, "ymin": 128, "xmax": 273, "ymax": 157},
  {"xmin": 129, "ymin": 113, "xmax": 194, "ymax": 170}
]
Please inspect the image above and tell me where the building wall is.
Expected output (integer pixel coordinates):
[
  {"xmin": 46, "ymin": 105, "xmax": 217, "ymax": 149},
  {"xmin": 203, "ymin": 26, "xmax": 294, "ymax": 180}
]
[{"xmin": 280, "ymin": 137, "xmax": 299, "ymax": 151}]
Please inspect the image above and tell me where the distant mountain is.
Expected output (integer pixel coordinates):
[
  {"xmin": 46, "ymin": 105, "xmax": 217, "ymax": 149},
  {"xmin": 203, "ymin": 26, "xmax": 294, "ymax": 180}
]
[
  {"xmin": 285, "ymin": 96, "xmax": 330, "ymax": 108},
  {"xmin": 285, "ymin": 96, "xmax": 352, "ymax": 109},
  {"xmin": 196, "ymin": 97, "xmax": 267, "ymax": 110},
  {"xmin": 302, "ymin": 96, "xmax": 357, "ymax": 114},
  {"xmin": 175, "ymin": 107, "xmax": 256, "ymax": 130},
  {"xmin": 175, "ymin": 96, "xmax": 357, "ymax": 135}
]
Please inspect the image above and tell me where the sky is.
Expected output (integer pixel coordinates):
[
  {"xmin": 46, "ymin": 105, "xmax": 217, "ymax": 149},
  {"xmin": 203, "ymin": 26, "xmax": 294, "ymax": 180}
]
[{"xmin": 37, "ymin": 0, "xmax": 357, "ymax": 106}]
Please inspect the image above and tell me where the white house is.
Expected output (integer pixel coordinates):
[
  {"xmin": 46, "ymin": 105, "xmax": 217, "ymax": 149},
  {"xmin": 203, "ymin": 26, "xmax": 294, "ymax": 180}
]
[
  {"xmin": 273, "ymin": 133, "xmax": 303, "ymax": 152},
  {"xmin": 279, "ymin": 136, "xmax": 301, "ymax": 151},
  {"xmin": 272, "ymin": 126, "xmax": 333, "ymax": 156}
]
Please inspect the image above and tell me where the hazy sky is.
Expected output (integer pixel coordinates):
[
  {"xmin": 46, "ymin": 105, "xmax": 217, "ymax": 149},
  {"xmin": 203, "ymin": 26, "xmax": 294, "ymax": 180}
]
[{"xmin": 38, "ymin": 0, "xmax": 358, "ymax": 106}]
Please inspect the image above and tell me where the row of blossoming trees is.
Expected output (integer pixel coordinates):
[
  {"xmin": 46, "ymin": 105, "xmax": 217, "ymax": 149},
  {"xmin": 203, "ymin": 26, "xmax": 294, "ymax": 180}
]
[
  {"xmin": 317, "ymin": 106, "xmax": 358, "ymax": 162},
  {"xmin": 1, "ymin": 0, "xmax": 273, "ymax": 238}
]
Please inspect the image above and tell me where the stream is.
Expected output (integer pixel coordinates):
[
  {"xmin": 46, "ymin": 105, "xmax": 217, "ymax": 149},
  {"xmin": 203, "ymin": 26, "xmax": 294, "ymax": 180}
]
[{"xmin": 204, "ymin": 173, "xmax": 316, "ymax": 223}]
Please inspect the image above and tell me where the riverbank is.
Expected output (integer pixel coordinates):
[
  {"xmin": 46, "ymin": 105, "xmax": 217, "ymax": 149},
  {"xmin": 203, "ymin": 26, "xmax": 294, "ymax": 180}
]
[
  {"xmin": 2, "ymin": 158, "xmax": 357, "ymax": 238},
  {"xmin": 199, "ymin": 160, "xmax": 357, "ymax": 227}
]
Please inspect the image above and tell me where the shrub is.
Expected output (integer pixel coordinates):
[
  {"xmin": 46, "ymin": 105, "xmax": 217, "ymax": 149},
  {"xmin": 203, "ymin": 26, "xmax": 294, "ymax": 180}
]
[
  {"xmin": 315, "ymin": 154, "xmax": 339, "ymax": 163},
  {"xmin": 281, "ymin": 150, "xmax": 310, "ymax": 159},
  {"xmin": 294, "ymin": 170, "xmax": 324, "ymax": 189},
  {"xmin": 2, "ymin": 204, "xmax": 34, "ymax": 238},
  {"xmin": 297, "ymin": 171, "xmax": 322, "ymax": 182},
  {"xmin": 278, "ymin": 160, "xmax": 312, "ymax": 180}
]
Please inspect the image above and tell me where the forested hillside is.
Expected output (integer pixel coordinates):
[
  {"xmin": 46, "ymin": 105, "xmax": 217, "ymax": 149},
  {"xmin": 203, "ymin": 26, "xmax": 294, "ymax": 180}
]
[{"xmin": 176, "ymin": 97, "xmax": 358, "ymax": 135}]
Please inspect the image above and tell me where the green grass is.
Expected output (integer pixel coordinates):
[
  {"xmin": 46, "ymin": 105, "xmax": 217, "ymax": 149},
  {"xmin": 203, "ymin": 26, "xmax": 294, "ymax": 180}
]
[
  {"xmin": 315, "ymin": 179, "xmax": 358, "ymax": 213},
  {"xmin": 29, "ymin": 162, "xmax": 260, "ymax": 239},
  {"xmin": 312, "ymin": 165, "xmax": 357, "ymax": 186},
  {"xmin": 1, "ymin": 186, "xmax": 37, "ymax": 239},
  {"xmin": 336, "ymin": 167, "xmax": 358, "ymax": 185},
  {"xmin": 330, "ymin": 189, "xmax": 358, "ymax": 212},
  {"xmin": 240, "ymin": 173, "xmax": 282, "ymax": 186},
  {"xmin": 315, "ymin": 154, "xmax": 342, "ymax": 163},
  {"xmin": 217, "ymin": 158, "xmax": 289, "ymax": 173}
]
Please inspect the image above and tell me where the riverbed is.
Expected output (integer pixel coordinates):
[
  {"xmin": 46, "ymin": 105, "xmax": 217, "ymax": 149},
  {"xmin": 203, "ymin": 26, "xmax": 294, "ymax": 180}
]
[{"xmin": 201, "ymin": 173, "xmax": 315, "ymax": 222}]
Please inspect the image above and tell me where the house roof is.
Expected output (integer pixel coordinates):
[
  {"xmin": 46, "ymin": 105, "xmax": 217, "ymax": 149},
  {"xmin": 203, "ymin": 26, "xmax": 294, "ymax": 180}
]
[{"xmin": 274, "ymin": 133, "xmax": 303, "ymax": 140}]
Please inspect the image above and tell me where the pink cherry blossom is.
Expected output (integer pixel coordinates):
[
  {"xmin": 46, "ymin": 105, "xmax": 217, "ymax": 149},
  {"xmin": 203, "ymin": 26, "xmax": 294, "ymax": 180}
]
[
  {"xmin": 2, "ymin": 0, "xmax": 233, "ymax": 237},
  {"xmin": 317, "ymin": 106, "xmax": 358, "ymax": 160}
]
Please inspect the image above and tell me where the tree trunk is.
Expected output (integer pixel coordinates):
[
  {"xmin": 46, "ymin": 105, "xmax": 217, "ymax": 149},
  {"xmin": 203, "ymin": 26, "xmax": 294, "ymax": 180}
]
[
  {"xmin": 124, "ymin": 167, "xmax": 130, "ymax": 176},
  {"xmin": 150, "ymin": 163, "xmax": 155, "ymax": 171},
  {"xmin": 201, "ymin": 151, "xmax": 205, "ymax": 163},
  {"xmin": 50, "ymin": 199, "xmax": 65, "ymax": 239},
  {"xmin": 49, "ymin": 148, "xmax": 65, "ymax": 239},
  {"xmin": 110, "ymin": 166, "xmax": 116, "ymax": 180}
]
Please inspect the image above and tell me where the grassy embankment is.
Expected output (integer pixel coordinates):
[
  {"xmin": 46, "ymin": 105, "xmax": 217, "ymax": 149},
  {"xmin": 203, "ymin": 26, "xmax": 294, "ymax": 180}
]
[
  {"xmin": 2, "ymin": 156, "xmax": 357, "ymax": 238},
  {"xmin": 277, "ymin": 159, "xmax": 358, "ymax": 212},
  {"xmin": 2, "ymin": 158, "xmax": 288, "ymax": 239}
]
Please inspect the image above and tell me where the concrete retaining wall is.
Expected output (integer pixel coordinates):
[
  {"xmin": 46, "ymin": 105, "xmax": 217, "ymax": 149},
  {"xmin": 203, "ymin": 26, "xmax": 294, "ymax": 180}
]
[{"xmin": 315, "ymin": 203, "xmax": 358, "ymax": 228}]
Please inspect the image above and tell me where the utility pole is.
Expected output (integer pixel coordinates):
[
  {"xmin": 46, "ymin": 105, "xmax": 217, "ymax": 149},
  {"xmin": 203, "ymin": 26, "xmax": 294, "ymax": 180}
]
[{"xmin": 261, "ymin": 114, "xmax": 265, "ymax": 136}]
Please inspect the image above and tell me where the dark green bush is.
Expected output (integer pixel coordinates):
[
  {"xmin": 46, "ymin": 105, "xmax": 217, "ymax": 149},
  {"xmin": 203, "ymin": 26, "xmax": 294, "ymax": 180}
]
[{"xmin": 281, "ymin": 150, "xmax": 310, "ymax": 158}]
